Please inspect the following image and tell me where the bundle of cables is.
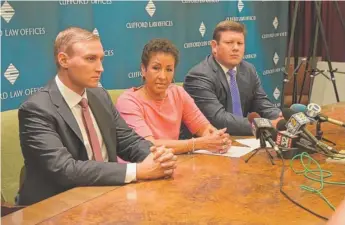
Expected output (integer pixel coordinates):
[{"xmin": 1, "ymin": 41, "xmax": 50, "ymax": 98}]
[{"xmin": 279, "ymin": 152, "xmax": 345, "ymax": 221}]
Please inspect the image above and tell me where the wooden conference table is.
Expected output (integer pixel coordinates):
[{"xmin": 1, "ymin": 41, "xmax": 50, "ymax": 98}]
[{"xmin": 3, "ymin": 103, "xmax": 345, "ymax": 225}]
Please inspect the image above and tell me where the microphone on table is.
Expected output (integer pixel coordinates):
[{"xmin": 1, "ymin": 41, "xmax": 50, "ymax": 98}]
[
  {"xmin": 275, "ymin": 119, "xmax": 318, "ymax": 158},
  {"xmin": 276, "ymin": 119, "xmax": 288, "ymax": 131},
  {"xmin": 283, "ymin": 108, "xmax": 311, "ymax": 135},
  {"xmin": 270, "ymin": 119, "xmax": 287, "ymax": 142},
  {"xmin": 290, "ymin": 103, "xmax": 307, "ymax": 114},
  {"xmin": 248, "ymin": 112, "xmax": 281, "ymax": 154},
  {"xmin": 290, "ymin": 103, "xmax": 345, "ymax": 127},
  {"xmin": 274, "ymin": 119, "xmax": 297, "ymax": 148},
  {"xmin": 282, "ymin": 108, "xmax": 336, "ymax": 155},
  {"xmin": 276, "ymin": 119, "xmax": 314, "ymax": 150}
]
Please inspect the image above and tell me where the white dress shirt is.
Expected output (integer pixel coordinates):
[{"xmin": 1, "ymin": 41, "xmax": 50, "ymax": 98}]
[{"xmin": 55, "ymin": 76, "xmax": 136, "ymax": 183}]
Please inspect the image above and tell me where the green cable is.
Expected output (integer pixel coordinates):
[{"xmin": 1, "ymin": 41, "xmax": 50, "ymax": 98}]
[{"xmin": 290, "ymin": 152, "xmax": 345, "ymax": 211}]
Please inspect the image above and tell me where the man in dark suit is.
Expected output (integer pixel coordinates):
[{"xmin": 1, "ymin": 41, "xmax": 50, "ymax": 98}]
[
  {"xmin": 183, "ymin": 21, "xmax": 282, "ymax": 136},
  {"xmin": 18, "ymin": 27, "xmax": 177, "ymax": 205}
]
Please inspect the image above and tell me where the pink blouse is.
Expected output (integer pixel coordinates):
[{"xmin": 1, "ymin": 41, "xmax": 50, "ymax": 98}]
[{"xmin": 116, "ymin": 85, "xmax": 209, "ymax": 140}]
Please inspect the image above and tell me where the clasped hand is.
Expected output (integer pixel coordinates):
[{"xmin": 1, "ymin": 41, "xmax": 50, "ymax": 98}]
[
  {"xmin": 137, "ymin": 146, "xmax": 177, "ymax": 180},
  {"xmin": 202, "ymin": 128, "xmax": 232, "ymax": 154}
]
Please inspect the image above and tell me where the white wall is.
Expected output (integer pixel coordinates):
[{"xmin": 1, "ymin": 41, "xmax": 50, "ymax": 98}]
[{"xmin": 310, "ymin": 61, "xmax": 345, "ymax": 106}]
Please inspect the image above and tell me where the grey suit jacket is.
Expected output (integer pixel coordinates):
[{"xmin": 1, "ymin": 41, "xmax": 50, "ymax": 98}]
[
  {"xmin": 18, "ymin": 79, "xmax": 151, "ymax": 205},
  {"xmin": 183, "ymin": 55, "xmax": 281, "ymax": 136}
]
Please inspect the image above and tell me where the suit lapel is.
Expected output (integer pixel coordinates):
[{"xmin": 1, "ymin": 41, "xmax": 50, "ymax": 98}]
[
  {"xmin": 87, "ymin": 90, "xmax": 117, "ymax": 162},
  {"xmin": 49, "ymin": 80, "xmax": 84, "ymax": 143},
  {"xmin": 209, "ymin": 55, "xmax": 235, "ymax": 112},
  {"xmin": 209, "ymin": 55, "xmax": 233, "ymax": 111},
  {"xmin": 210, "ymin": 56, "xmax": 230, "ymax": 95}
]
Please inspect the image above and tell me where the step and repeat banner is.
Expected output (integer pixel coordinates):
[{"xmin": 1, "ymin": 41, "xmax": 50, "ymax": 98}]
[{"xmin": 1, "ymin": 0, "xmax": 288, "ymax": 111}]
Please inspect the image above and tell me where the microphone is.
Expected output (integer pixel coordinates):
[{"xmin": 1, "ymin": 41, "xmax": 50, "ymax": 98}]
[
  {"xmin": 307, "ymin": 103, "xmax": 345, "ymax": 127},
  {"xmin": 248, "ymin": 112, "xmax": 273, "ymax": 138},
  {"xmin": 248, "ymin": 112, "xmax": 281, "ymax": 153},
  {"xmin": 276, "ymin": 119, "xmax": 314, "ymax": 149},
  {"xmin": 306, "ymin": 103, "xmax": 321, "ymax": 118},
  {"xmin": 276, "ymin": 131, "xmax": 316, "ymax": 156},
  {"xmin": 275, "ymin": 119, "xmax": 318, "ymax": 158},
  {"xmin": 290, "ymin": 103, "xmax": 307, "ymax": 113},
  {"xmin": 276, "ymin": 131, "xmax": 299, "ymax": 148},
  {"xmin": 290, "ymin": 103, "xmax": 345, "ymax": 127},
  {"xmin": 282, "ymin": 108, "xmax": 336, "ymax": 154},
  {"xmin": 276, "ymin": 119, "xmax": 288, "ymax": 131},
  {"xmin": 275, "ymin": 119, "xmax": 299, "ymax": 148},
  {"xmin": 283, "ymin": 110, "xmax": 311, "ymax": 135}
]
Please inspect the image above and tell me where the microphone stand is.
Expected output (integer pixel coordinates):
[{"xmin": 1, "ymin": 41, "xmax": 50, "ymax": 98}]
[
  {"xmin": 314, "ymin": 1, "xmax": 340, "ymax": 102},
  {"xmin": 245, "ymin": 134, "xmax": 275, "ymax": 165},
  {"xmin": 283, "ymin": 1, "xmax": 344, "ymax": 107},
  {"xmin": 291, "ymin": 59, "xmax": 305, "ymax": 105},
  {"xmin": 315, "ymin": 120, "xmax": 336, "ymax": 146},
  {"xmin": 280, "ymin": 1, "xmax": 300, "ymax": 108}
]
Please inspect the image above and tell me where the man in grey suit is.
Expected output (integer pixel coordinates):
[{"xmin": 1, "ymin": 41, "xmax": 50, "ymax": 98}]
[
  {"xmin": 183, "ymin": 21, "xmax": 282, "ymax": 136},
  {"xmin": 18, "ymin": 27, "xmax": 177, "ymax": 205}
]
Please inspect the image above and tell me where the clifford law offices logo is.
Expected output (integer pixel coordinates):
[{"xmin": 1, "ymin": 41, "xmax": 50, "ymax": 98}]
[
  {"xmin": 128, "ymin": 71, "xmax": 143, "ymax": 79},
  {"xmin": 273, "ymin": 17, "xmax": 279, "ymax": 29},
  {"xmin": 273, "ymin": 87, "xmax": 281, "ymax": 107},
  {"xmin": 273, "ymin": 87, "xmax": 281, "ymax": 100},
  {"xmin": 199, "ymin": 22, "xmax": 206, "ymax": 37},
  {"xmin": 92, "ymin": 28, "xmax": 114, "ymax": 86},
  {"xmin": 4, "ymin": 63, "xmax": 19, "ymax": 85},
  {"xmin": 262, "ymin": 52, "xmax": 284, "ymax": 76},
  {"xmin": 1, "ymin": 63, "xmax": 44, "ymax": 101},
  {"xmin": 226, "ymin": 0, "xmax": 256, "ymax": 22},
  {"xmin": 145, "ymin": 0, "xmax": 155, "ymax": 17},
  {"xmin": 59, "ymin": 0, "xmax": 112, "ymax": 5},
  {"xmin": 243, "ymin": 53, "xmax": 257, "ymax": 60},
  {"xmin": 0, "ymin": 0, "xmax": 14, "ymax": 23},
  {"xmin": 126, "ymin": 0, "xmax": 173, "ymax": 29},
  {"xmin": 273, "ymin": 52, "xmax": 279, "ymax": 65},
  {"xmin": 92, "ymin": 28, "xmax": 114, "ymax": 57},
  {"xmin": 181, "ymin": 0, "xmax": 219, "ymax": 3},
  {"xmin": 0, "ymin": 1, "xmax": 46, "ymax": 37},
  {"xmin": 238, "ymin": 0, "xmax": 244, "ymax": 12},
  {"xmin": 184, "ymin": 21, "xmax": 211, "ymax": 49},
  {"xmin": 262, "ymin": 16, "xmax": 288, "ymax": 39}
]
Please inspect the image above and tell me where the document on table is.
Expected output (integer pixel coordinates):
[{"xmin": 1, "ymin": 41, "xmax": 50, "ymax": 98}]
[
  {"xmin": 193, "ymin": 146, "xmax": 254, "ymax": 158},
  {"xmin": 193, "ymin": 138, "xmax": 272, "ymax": 158},
  {"xmin": 235, "ymin": 138, "xmax": 270, "ymax": 149}
]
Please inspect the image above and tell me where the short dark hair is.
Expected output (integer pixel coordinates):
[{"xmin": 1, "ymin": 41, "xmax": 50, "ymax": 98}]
[
  {"xmin": 213, "ymin": 20, "xmax": 246, "ymax": 42},
  {"xmin": 141, "ymin": 38, "xmax": 179, "ymax": 68}
]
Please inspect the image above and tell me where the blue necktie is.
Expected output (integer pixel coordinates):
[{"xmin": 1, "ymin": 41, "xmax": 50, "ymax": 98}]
[{"xmin": 228, "ymin": 69, "xmax": 243, "ymax": 117}]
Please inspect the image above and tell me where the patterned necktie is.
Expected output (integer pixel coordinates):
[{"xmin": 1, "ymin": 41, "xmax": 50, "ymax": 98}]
[
  {"xmin": 79, "ymin": 98, "xmax": 103, "ymax": 161},
  {"xmin": 228, "ymin": 69, "xmax": 243, "ymax": 117}
]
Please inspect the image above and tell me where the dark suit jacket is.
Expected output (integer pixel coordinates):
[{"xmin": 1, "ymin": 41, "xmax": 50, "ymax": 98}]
[
  {"xmin": 18, "ymin": 79, "xmax": 151, "ymax": 205},
  {"xmin": 183, "ymin": 55, "xmax": 281, "ymax": 136}
]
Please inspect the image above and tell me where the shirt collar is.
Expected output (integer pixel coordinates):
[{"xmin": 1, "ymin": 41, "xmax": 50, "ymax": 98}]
[
  {"xmin": 55, "ymin": 75, "xmax": 87, "ymax": 109},
  {"xmin": 216, "ymin": 60, "xmax": 237, "ymax": 76}
]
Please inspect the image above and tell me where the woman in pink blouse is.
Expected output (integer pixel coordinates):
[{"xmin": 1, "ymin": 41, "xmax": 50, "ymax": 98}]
[{"xmin": 116, "ymin": 39, "xmax": 232, "ymax": 154}]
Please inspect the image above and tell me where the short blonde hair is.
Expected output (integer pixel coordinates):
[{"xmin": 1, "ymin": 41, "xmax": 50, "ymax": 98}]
[
  {"xmin": 213, "ymin": 20, "xmax": 246, "ymax": 42},
  {"xmin": 54, "ymin": 27, "xmax": 100, "ymax": 68}
]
